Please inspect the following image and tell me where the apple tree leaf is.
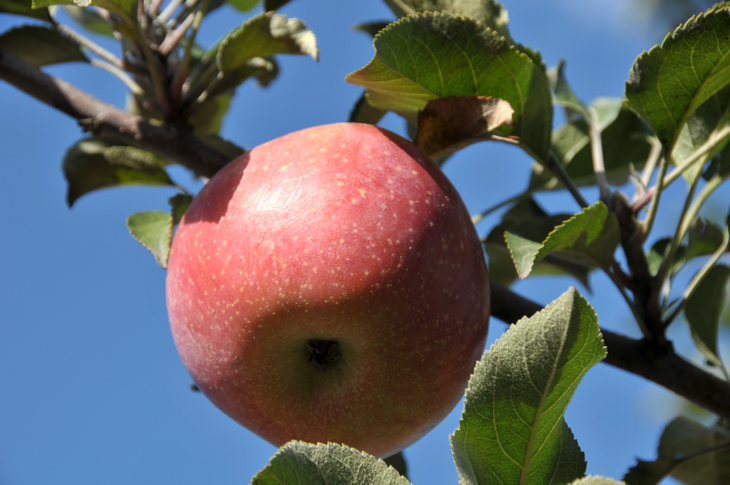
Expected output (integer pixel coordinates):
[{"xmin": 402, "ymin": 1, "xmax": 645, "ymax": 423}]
[
  {"xmin": 169, "ymin": 194, "xmax": 193, "ymax": 225},
  {"xmin": 482, "ymin": 198, "xmax": 592, "ymax": 288},
  {"xmin": 505, "ymin": 201, "xmax": 620, "ymax": 279},
  {"xmin": 62, "ymin": 5, "xmax": 115, "ymax": 36},
  {"xmin": 345, "ymin": 11, "xmax": 552, "ymax": 161},
  {"xmin": 0, "ymin": 0, "xmax": 53, "ymax": 22},
  {"xmin": 382, "ymin": 0, "xmax": 511, "ymax": 41},
  {"xmin": 62, "ymin": 137, "xmax": 174, "ymax": 206},
  {"xmin": 530, "ymin": 98, "xmax": 653, "ymax": 191},
  {"xmin": 127, "ymin": 211, "xmax": 173, "ymax": 269},
  {"xmin": 623, "ymin": 457, "xmax": 678, "ymax": 485},
  {"xmin": 549, "ymin": 60, "xmax": 589, "ymax": 119},
  {"xmin": 0, "ymin": 25, "xmax": 87, "ymax": 67},
  {"xmin": 625, "ymin": 417, "xmax": 730, "ymax": 485},
  {"xmin": 625, "ymin": 5, "xmax": 730, "ymax": 151},
  {"xmin": 263, "ymin": 0, "xmax": 291, "ymax": 11},
  {"xmin": 227, "ymin": 0, "xmax": 260, "ymax": 12},
  {"xmin": 450, "ymin": 288, "xmax": 606, "ymax": 485},
  {"xmin": 217, "ymin": 12, "xmax": 318, "ymax": 73},
  {"xmin": 252, "ymin": 441, "xmax": 412, "ymax": 485},
  {"xmin": 571, "ymin": 477, "xmax": 626, "ymax": 485},
  {"xmin": 685, "ymin": 264, "xmax": 730, "ymax": 368},
  {"xmin": 413, "ymin": 96, "xmax": 514, "ymax": 158}
]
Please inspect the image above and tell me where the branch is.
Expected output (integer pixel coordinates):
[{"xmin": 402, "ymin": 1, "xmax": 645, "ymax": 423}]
[
  {"xmin": 0, "ymin": 48, "xmax": 230, "ymax": 178},
  {"xmin": 490, "ymin": 281, "xmax": 730, "ymax": 420}
]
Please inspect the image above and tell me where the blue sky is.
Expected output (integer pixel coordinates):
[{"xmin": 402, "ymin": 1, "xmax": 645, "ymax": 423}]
[{"xmin": 0, "ymin": 1, "xmax": 719, "ymax": 484}]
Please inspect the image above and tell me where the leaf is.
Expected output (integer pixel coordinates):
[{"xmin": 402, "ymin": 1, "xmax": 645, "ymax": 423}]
[
  {"xmin": 354, "ymin": 21, "xmax": 391, "ymax": 38},
  {"xmin": 127, "ymin": 211, "xmax": 173, "ymax": 269},
  {"xmin": 227, "ymin": 0, "xmax": 260, "ymax": 12},
  {"xmin": 63, "ymin": 137, "xmax": 173, "ymax": 206},
  {"xmin": 686, "ymin": 218, "xmax": 727, "ymax": 260},
  {"xmin": 685, "ymin": 265, "xmax": 730, "ymax": 368},
  {"xmin": 33, "ymin": 0, "xmax": 136, "ymax": 14},
  {"xmin": 188, "ymin": 93, "xmax": 232, "ymax": 136},
  {"xmin": 169, "ymin": 194, "xmax": 193, "ymax": 225},
  {"xmin": 623, "ymin": 457, "xmax": 678, "ymax": 485},
  {"xmin": 505, "ymin": 201, "xmax": 620, "ymax": 279},
  {"xmin": 647, "ymin": 237, "xmax": 686, "ymax": 276},
  {"xmin": 383, "ymin": 451, "xmax": 408, "ymax": 480},
  {"xmin": 413, "ymin": 96, "xmax": 514, "ymax": 158},
  {"xmin": 382, "ymin": 0, "xmax": 512, "ymax": 41},
  {"xmin": 0, "ymin": 0, "xmax": 53, "ymax": 22},
  {"xmin": 450, "ymin": 288, "xmax": 606, "ymax": 485},
  {"xmin": 571, "ymin": 477, "xmax": 626, "ymax": 485},
  {"xmin": 349, "ymin": 92, "xmax": 387, "ymax": 125},
  {"xmin": 207, "ymin": 56, "xmax": 279, "ymax": 97},
  {"xmin": 625, "ymin": 6, "xmax": 730, "ymax": 150},
  {"xmin": 62, "ymin": 5, "xmax": 115, "ymax": 36},
  {"xmin": 345, "ymin": 12, "xmax": 552, "ymax": 161},
  {"xmin": 0, "ymin": 25, "xmax": 87, "ymax": 67},
  {"xmin": 263, "ymin": 0, "xmax": 291, "ymax": 10},
  {"xmin": 482, "ymin": 198, "xmax": 592, "ymax": 287},
  {"xmin": 659, "ymin": 417, "xmax": 730, "ymax": 484},
  {"xmin": 251, "ymin": 441, "xmax": 412, "ymax": 485},
  {"xmin": 549, "ymin": 60, "xmax": 589, "ymax": 119},
  {"xmin": 218, "ymin": 12, "xmax": 318, "ymax": 74},
  {"xmin": 530, "ymin": 98, "xmax": 653, "ymax": 191}
]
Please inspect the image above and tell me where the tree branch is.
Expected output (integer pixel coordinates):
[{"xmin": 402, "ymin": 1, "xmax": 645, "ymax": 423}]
[
  {"xmin": 490, "ymin": 281, "xmax": 730, "ymax": 420},
  {"xmin": 0, "ymin": 48, "xmax": 230, "ymax": 178}
]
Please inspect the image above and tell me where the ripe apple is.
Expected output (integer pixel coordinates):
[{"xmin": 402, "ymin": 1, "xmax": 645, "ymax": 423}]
[{"xmin": 166, "ymin": 122, "xmax": 489, "ymax": 458}]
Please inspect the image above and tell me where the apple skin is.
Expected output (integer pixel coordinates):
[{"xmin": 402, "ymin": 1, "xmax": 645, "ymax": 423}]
[{"xmin": 166, "ymin": 122, "xmax": 489, "ymax": 458}]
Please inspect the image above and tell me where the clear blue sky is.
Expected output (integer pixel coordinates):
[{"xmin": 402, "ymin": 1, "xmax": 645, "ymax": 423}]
[{"xmin": 0, "ymin": 1, "xmax": 718, "ymax": 484}]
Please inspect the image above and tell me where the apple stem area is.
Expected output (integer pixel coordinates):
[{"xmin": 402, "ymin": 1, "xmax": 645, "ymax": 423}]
[{"xmin": 306, "ymin": 339, "xmax": 343, "ymax": 369}]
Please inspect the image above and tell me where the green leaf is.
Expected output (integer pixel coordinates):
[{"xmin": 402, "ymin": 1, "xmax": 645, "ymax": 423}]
[
  {"xmin": 127, "ymin": 211, "xmax": 173, "ymax": 269},
  {"xmin": 659, "ymin": 416, "xmax": 730, "ymax": 485},
  {"xmin": 169, "ymin": 194, "xmax": 193, "ymax": 225},
  {"xmin": 382, "ymin": 0, "xmax": 511, "ymax": 41},
  {"xmin": 0, "ymin": 25, "xmax": 87, "ymax": 67},
  {"xmin": 227, "ymin": 0, "xmax": 260, "ymax": 12},
  {"xmin": 625, "ymin": 6, "xmax": 730, "ymax": 150},
  {"xmin": 188, "ymin": 93, "xmax": 233, "ymax": 136},
  {"xmin": 0, "ymin": 0, "xmax": 53, "ymax": 22},
  {"xmin": 63, "ymin": 137, "xmax": 174, "ymax": 206},
  {"xmin": 33, "ymin": 0, "xmax": 135, "ymax": 14},
  {"xmin": 505, "ymin": 201, "xmax": 620, "ymax": 279},
  {"xmin": 252, "ymin": 442, "xmax": 412, "ymax": 485},
  {"xmin": 531, "ymin": 98, "xmax": 653, "ymax": 191},
  {"xmin": 345, "ymin": 12, "xmax": 552, "ymax": 161},
  {"xmin": 207, "ymin": 56, "xmax": 279, "ymax": 97},
  {"xmin": 263, "ymin": 0, "xmax": 291, "ymax": 10},
  {"xmin": 450, "ymin": 288, "xmax": 605, "ymax": 485},
  {"xmin": 685, "ymin": 265, "xmax": 730, "ymax": 368},
  {"xmin": 354, "ymin": 21, "xmax": 392, "ymax": 38},
  {"xmin": 549, "ymin": 60, "xmax": 589, "ymax": 119},
  {"xmin": 218, "ymin": 12, "xmax": 318, "ymax": 73},
  {"xmin": 62, "ymin": 5, "xmax": 115, "ymax": 36},
  {"xmin": 349, "ymin": 92, "xmax": 387, "ymax": 125},
  {"xmin": 383, "ymin": 451, "xmax": 408, "ymax": 480},
  {"xmin": 686, "ymin": 218, "xmax": 727, "ymax": 260},
  {"xmin": 482, "ymin": 198, "xmax": 592, "ymax": 287},
  {"xmin": 623, "ymin": 457, "xmax": 677, "ymax": 485},
  {"xmin": 647, "ymin": 237, "xmax": 686, "ymax": 276},
  {"xmin": 571, "ymin": 477, "xmax": 626, "ymax": 485}
]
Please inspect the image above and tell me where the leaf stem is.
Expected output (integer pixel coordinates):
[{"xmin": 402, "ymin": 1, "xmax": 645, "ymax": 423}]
[
  {"xmin": 663, "ymin": 219, "xmax": 729, "ymax": 329},
  {"xmin": 662, "ymin": 123, "xmax": 730, "ymax": 188},
  {"xmin": 588, "ymin": 106, "xmax": 611, "ymax": 201},
  {"xmin": 55, "ymin": 22, "xmax": 125, "ymax": 69},
  {"xmin": 654, "ymin": 167, "xmax": 704, "ymax": 308},
  {"xmin": 641, "ymin": 146, "xmax": 670, "ymax": 243},
  {"xmin": 544, "ymin": 151, "xmax": 590, "ymax": 209}
]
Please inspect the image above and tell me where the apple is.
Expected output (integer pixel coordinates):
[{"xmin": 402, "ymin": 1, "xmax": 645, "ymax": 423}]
[{"xmin": 166, "ymin": 122, "xmax": 489, "ymax": 458}]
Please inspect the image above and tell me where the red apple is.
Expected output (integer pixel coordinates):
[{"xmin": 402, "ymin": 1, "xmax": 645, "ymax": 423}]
[{"xmin": 166, "ymin": 122, "xmax": 489, "ymax": 458}]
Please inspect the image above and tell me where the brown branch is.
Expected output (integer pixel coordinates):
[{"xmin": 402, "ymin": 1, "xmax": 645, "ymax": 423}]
[
  {"xmin": 489, "ymin": 281, "xmax": 730, "ymax": 420},
  {"xmin": 0, "ymin": 48, "xmax": 230, "ymax": 178}
]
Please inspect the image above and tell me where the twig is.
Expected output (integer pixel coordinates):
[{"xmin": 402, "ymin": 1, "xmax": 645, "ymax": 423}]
[
  {"xmin": 489, "ymin": 281, "xmax": 730, "ymax": 420},
  {"xmin": 0, "ymin": 48, "xmax": 230, "ymax": 178},
  {"xmin": 588, "ymin": 106, "xmax": 610, "ymax": 201}
]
